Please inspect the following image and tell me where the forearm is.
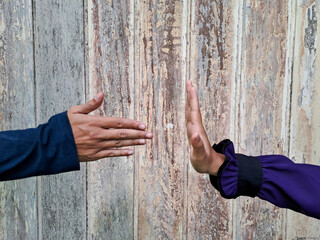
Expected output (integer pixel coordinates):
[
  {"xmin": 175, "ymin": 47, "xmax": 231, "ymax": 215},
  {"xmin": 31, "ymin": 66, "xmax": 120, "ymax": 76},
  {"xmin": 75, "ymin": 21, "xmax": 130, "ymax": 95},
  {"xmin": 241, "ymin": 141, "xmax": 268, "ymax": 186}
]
[
  {"xmin": 0, "ymin": 112, "xmax": 79, "ymax": 181},
  {"xmin": 210, "ymin": 139, "xmax": 320, "ymax": 219}
]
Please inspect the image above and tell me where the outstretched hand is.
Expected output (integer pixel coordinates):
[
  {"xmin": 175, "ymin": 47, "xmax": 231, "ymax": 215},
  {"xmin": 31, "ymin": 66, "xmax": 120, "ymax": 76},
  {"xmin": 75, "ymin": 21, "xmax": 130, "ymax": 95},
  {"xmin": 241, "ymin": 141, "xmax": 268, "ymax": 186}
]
[
  {"xmin": 185, "ymin": 81, "xmax": 225, "ymax": 176},
  {"xmin": 68, "ymin": 93, "xmax": 153, "ymax": 162}
]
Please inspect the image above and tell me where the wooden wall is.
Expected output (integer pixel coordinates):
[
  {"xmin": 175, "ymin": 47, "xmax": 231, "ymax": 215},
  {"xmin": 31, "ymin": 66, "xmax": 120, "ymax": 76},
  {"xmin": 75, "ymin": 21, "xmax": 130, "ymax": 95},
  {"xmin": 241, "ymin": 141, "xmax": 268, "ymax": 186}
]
[{"xmin": 0, "ymin": 0, "xmax": 319, "ymax": 239}]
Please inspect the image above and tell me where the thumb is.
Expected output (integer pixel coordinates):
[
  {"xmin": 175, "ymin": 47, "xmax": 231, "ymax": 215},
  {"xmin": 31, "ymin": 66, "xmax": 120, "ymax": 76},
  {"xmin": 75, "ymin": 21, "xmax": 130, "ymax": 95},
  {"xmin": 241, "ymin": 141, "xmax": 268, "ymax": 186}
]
[
  {"xmin": 76, "ymin": 92, "xmax": 104, "ymax": 114},
  {"xmin": 191, "ymin": 133, "xmax": 206, "ymax": 157}
]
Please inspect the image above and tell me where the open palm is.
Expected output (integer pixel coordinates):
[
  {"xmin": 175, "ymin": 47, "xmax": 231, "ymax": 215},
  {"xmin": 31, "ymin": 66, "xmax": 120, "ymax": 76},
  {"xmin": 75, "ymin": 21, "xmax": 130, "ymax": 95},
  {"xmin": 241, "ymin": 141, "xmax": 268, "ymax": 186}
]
[{"xmin": 185, "ymin": 81, "xmax": 225, "ymax": 176}]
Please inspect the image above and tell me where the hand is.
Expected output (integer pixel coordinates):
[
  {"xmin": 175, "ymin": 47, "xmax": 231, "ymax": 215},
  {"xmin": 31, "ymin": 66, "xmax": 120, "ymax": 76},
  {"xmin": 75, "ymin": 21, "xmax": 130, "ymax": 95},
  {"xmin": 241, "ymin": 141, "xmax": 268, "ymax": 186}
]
[
  {"xmin": 67, "ymin": 93, "xmax": 153, "ymax": 162},
  {"xmin": 185, "ymin": 81, "xmax": 225, "ymax": 176}
]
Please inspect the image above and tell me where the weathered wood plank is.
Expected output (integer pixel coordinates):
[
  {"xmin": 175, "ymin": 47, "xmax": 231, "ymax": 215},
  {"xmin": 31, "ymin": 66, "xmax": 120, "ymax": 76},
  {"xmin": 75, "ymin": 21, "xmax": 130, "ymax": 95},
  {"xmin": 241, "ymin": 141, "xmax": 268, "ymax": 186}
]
[
  {"xmin": 134, "ymin": 0, "xmax": 187, "ymax": 238},
  {"xmin": 236, "ymin": 0, "xmax": 289, "ymax": 239},
  {"xmin": 286, "ymin": 1, "xmax": 320, "ymax": 238},
  {"xmin": 187, "ymin": 0, "xmax": 236, "ymax": 239},
  {"xmin": 0, "ymin": 1, "xmax": 37, "ymax": 239},
  {"xmin": 86, "ymin": 0, "xmax": 135, "ymax": 239},
  {"xmin": 33, "ymin": 1, "xmax": 86, "ymax": 239},
  {"xmin": 1, "ymin": 0, "xmax": 318, "ymax": 239}
]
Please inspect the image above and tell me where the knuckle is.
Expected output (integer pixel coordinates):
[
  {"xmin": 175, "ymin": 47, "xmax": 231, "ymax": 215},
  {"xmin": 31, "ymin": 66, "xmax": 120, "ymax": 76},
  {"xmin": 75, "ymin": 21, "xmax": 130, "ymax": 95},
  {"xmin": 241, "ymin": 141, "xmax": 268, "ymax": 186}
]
[
  {"xmin": 140, "ymin": 132, "xmax": 146, "ymax": 138},
  {"xmin": 89, "ymin": 131, "xmax": 99, "ymax": 140},
  {"xmin": 106, "ymin": 152, "xmax": 114, "ymax": 157},
  {"xmin": 114, "ymin": 140, "xmax": 122, "ymax": 147},
  {"xmin": 119, "ymin": 131, "xmax": 126, "ymax": 138},
  {"xmin": 88, "ymin": 117, "xmax": 96, "ymax": 126},
  {"xmin": 89, "ymin": 101, "xmax": 95, "ymax": 109},
  {"xmin": 116, "ymin": 119, "xmax": 123, "ymax": 128}
]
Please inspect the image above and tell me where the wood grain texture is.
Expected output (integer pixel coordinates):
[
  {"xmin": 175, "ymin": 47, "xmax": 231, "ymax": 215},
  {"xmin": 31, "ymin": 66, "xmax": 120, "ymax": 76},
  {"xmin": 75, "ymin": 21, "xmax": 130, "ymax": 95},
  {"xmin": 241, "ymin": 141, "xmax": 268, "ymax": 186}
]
[
  {"xmin": 33, "ymin": 0, "xmax": 86, "ymax": 239},
  {"xmin": 287, "ymin": 1, "xmax": 320, "ymax": 238},
  {"xmin": 236, "ymin": 0, "xmax": 289, "ymax": 239},
  {"xmin": 0, "ymin": 1, "xmax": 37, "ymax": 239},
  {"xmin": 1, "ymin": 0, "xmax": 320, "ymax": 239},
  {"xmin": 87, "ymin": 0, "xmax": 135, "ymax": 239},
  {"xmin": 187, "ymin": 1, "xmax": 235, "ymax": 239},
  {"xmin": 134, "ymin": 0, "xmax": 187, "ymax": 238}
]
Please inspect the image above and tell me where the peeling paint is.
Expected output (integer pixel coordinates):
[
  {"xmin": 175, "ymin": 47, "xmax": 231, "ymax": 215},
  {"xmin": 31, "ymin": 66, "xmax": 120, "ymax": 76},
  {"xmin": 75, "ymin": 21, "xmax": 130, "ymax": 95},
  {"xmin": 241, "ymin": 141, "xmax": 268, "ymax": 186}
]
[
  {"xmin": 287, "ymin": 1, "xmax": 320, "ymax": 237},
  {"xmin": 304, "ymin": 3, "xmax": 317, "ymax": 53},
  {"xmin": 298, "ymin": 2, "xmax": 317, "ymax": 121},
  {"xmin": 166, "ymin": 123, "xmax": 174, "ymax": 130},
  {"xmin": 1, "ymin": 0, "xmax": 320, "ymax": 239},
  {"xmin": 0, "ymin": 14, "xmax": 5, "ymax": 35}
]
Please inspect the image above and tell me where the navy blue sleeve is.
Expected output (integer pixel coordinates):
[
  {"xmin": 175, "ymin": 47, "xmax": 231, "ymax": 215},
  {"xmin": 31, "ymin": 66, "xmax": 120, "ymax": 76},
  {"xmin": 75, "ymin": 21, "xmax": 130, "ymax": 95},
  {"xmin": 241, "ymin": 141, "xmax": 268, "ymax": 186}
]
[
  {"xmin": 0, "ymin": 111, "xmax": 80, "ymax": 181},
  {"xmin": 210, "ymin": 139, "xmax": 320, "ymax": 219}
]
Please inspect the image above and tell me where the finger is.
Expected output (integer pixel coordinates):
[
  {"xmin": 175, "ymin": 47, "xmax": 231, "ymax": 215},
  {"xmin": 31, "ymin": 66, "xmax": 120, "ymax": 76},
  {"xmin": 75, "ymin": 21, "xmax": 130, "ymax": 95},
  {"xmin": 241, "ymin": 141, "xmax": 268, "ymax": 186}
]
[
  {"xmin": 93, "ymin": 116, "xmax": 146, "ymax": 130},
  {"xmin": 100, "ymin": 129, "xmax": 153, "ymax": 140},
  {"xmin": 189, "ymin": 86, "xmax": 202, "ymax": 124},
  {"xmin": 101, "ymin": 138, "xmax": 147, "ymax": 148},
  {"xmin": 72, "ymin": 92, "xmax": 104, "ymax": 114},
  {"xmin": 190, "ymin": 133, "xmax": 206, "ymax": 159},
  {"xmin": 189, "ymin": 85, "xmax": 200, "ymax": 112},
  {"xmin": 186, "ymin": 80, "xmax": 192, "ymax": 93},
  {"xmin": 95, "ymin": 149, "xmax": 134, "ymax": 159},
  {"xmin": 185, "ymin": 80, "xmax": 193, "ymax": 123},
  {"xmin": 186, "ymin": 122, "xmax": 198, "ymax": 141},
  {"xmin": 187, "ymin": 118, "xmax": 211, "ymax": 151}
]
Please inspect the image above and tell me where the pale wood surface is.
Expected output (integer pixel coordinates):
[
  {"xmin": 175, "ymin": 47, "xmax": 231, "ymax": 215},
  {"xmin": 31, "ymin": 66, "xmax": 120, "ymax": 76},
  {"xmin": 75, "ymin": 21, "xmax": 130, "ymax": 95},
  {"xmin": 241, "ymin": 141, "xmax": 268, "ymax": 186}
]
[
  {"xmin": 187, "ymin": 1, "xmax": 235, "ymax": 239},
  {"xmin": 0, "ymin": 1, "xmax": 37, "ymax": 239},
  {"xmin": 286, "ymin": 0, "xmax": 320, "ymax": 238},
  {"xmin": 33, "ymin": 0, "xmax": 86, "ymax": 239},
  {"xmin": 236, "ymin": 1, "xmax": 289, "ymax": 239},
  {"xmin": 87, "ymin": 0, "xmax": 135, "ymax": 239},
  {"xmin": 134, "ymin": 0, "xmax": 187, "ymax": 238},
  {"xmin": 0, "ymin": 0, "xmax": 319, "ymax": 239}
]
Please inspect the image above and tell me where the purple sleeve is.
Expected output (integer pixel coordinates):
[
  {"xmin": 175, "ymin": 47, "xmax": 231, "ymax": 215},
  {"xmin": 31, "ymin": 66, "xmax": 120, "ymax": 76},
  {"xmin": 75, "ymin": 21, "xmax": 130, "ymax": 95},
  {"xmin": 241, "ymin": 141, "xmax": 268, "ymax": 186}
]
[{"xmin": 209, "ymin": 139, "xmax": 320, "ymax": 219}]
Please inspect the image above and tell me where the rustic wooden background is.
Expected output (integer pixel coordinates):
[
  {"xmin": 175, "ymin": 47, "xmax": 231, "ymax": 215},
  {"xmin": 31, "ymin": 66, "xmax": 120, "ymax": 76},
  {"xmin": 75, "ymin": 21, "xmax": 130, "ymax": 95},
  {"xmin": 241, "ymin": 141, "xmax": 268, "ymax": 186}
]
[{"xmin": 0, "ymin": 0, "xmax": 319, "ymax": 239}]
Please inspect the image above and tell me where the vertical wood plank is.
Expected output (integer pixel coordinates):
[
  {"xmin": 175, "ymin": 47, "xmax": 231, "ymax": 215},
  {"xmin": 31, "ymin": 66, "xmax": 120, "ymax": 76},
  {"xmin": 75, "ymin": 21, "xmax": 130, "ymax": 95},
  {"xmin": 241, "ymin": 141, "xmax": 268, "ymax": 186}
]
[
  {"xmin": 187, "ymin": 0, "xmax": 236, "ymax": 239},
  {"xmin": 86, "ymin": 0, "xmax": 135, "ymax": 239},
  {"xmin": 34, "ymin": 0, "xmax": 86, "ymax": 239},
  {"xmin": 0, "ymin": 1, "xmax": 37, "ymax": 239},
  {"xmin": 287, "ymin": 0, "xmax": 320, "ymax": 238},
  {"xmin": 236, "ymin": 0, "xmax": 289, "ymax": 239},
  {"xmin": 134, "ymin": 0, "xmax": 187, "ymax": 238}
]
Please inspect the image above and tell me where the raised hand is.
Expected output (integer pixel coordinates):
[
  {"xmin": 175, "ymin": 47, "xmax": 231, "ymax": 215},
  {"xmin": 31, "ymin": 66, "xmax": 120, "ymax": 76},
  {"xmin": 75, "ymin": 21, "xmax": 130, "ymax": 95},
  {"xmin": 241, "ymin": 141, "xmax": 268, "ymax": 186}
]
[
  {"xmin": 185, "ymin": 81, "xmax": 225, "ymax": 176},
  {"xmin": 67, "ymin": 93, "xmax": 153, "ymax": 162}
]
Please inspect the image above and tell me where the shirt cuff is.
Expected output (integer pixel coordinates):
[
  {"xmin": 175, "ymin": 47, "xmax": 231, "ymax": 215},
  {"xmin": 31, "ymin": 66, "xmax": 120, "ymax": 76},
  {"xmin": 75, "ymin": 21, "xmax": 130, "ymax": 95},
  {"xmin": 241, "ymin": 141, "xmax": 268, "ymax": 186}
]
[
  {"xmin": 209, "ymin": 139, "xmax": 263, "ymax": 199},
  {"xmin": 47, "ymin": 111, "xmax": 80, "ymax": 173}
]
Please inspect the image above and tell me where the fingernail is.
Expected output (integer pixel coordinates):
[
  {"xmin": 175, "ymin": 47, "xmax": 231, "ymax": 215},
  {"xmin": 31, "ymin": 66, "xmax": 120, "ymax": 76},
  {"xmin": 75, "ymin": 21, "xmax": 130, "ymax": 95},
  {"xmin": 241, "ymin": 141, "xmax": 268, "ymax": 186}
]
[
  {"xmin": 128, "ymin": 150, "xmax": 134, "ymax": 155},
  {"xmin": 146, "ymin": 132, "xmax": 153, "ymax": 138},
  {"xmin": 139, "ymin": 124, "xmax": 146, "ymax": 130},
  {"xmin": 94, "ymin": 92, "xmax": 103, "ymax": 102},
  {"xmin": 139, "ymin": 139, "xmax": 146, "ymax": 144}
]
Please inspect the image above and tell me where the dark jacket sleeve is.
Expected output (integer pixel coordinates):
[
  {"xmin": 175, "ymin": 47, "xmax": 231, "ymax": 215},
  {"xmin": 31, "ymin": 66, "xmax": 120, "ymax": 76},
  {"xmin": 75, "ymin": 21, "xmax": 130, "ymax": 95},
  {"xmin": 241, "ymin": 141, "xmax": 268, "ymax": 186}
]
[
  {"xmin": 0, "ymin": 111, "xmax": 80, "ymax": 181},
  {"xmin": 210, "ymin": 139, "xmax": 320, "ymax": 219}
]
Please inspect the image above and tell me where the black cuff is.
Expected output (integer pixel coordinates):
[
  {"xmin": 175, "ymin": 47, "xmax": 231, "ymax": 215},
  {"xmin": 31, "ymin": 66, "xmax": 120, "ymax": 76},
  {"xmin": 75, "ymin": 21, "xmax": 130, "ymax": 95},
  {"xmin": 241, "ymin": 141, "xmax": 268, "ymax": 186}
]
[
  {"xmin": 209, "ymin": 157, "xmax": 231, "ymax": 199},
  {"xmin": 209, "ymin": 139, "xmax": 233, "ymax": 199},
  {"xmin": 209, "ymin": 139, "xmax": 263, "ymax": 198},
  {"xmin": 236, "ymin": 154, "xmax": 262, "ymax": 197}
]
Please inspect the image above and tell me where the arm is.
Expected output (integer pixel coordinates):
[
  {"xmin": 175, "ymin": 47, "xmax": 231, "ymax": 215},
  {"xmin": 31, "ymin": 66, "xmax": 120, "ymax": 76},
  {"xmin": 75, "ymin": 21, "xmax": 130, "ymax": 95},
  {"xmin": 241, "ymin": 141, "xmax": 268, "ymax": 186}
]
[
  {"xmin": 0, "ymin": 93, "xmax": 152, "ymax": 181},
  {"xmin": 0, "ymin": 111, "xmax": 79, "ymax": 181},
  {"xmin": 185, "ymin": 80, "xmax": 320, "ymax": 219}
]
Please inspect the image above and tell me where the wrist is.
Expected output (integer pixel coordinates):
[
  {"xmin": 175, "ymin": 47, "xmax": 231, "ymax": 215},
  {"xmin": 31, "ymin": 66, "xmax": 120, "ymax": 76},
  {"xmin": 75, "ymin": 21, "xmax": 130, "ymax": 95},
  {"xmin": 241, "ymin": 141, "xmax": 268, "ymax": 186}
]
[{"xmin": 208, "ymin": 151, "xmax": 225, "ymax": 176}]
